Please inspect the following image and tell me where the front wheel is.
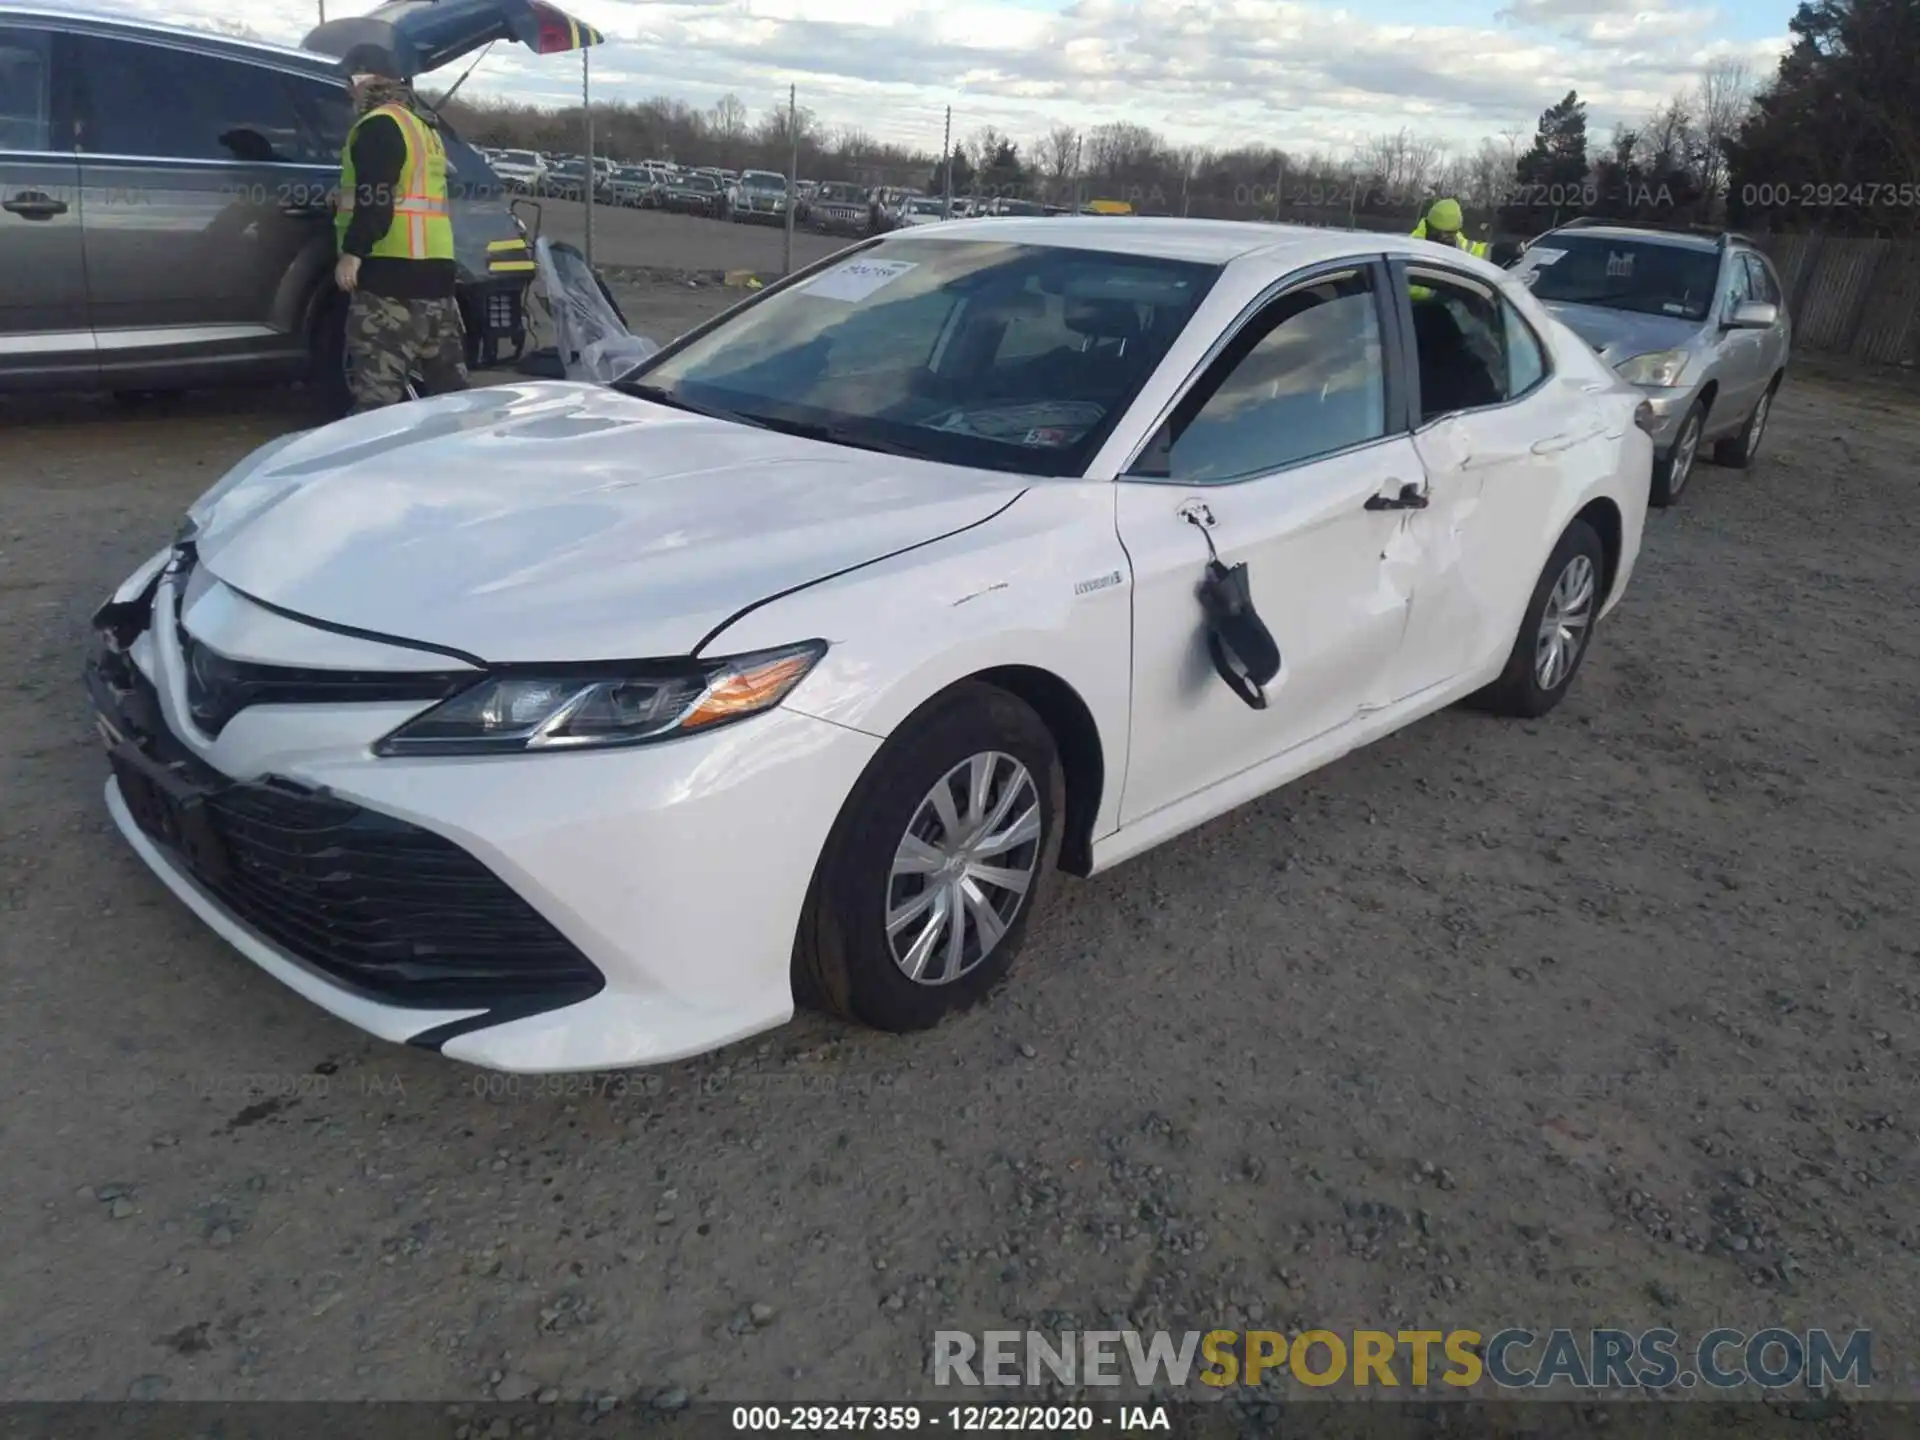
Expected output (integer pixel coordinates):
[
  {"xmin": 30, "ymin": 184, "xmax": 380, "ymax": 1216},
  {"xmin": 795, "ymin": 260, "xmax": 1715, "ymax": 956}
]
[
  {"xmin": 795, "ymin": 683, "xmax": 1063, "ymax": 1033},
  {"xmin": 1712, "ymin": 377, "xmax": 1779, "ymax": 468},
  {"xmin": 1468, "ymin": 519, "xmax": 1606, "ymax": 719},
  {"xmin": 1651, "ymin": 399, "xmax": 1705, "ymax": 508}
]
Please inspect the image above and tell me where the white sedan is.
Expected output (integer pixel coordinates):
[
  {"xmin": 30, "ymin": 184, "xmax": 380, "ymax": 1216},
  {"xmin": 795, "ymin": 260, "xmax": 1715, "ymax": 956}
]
[{"xmin": 87, "ymin": 219, "xmax": 1652, "ymax": 1072}]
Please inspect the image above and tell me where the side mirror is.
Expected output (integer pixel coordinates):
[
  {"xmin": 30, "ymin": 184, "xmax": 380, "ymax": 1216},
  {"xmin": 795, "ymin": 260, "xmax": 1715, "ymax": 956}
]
[{"xmin": 1726, "ymin": 300, "xmax": 1779, "ymax": 330}]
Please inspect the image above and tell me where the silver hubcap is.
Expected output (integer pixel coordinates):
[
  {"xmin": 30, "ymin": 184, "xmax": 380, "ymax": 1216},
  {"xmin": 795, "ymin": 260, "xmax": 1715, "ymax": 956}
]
[
  {"xmin": 1535, "ymin": 554, "xmax": 1596, "ymax": 691},
  {"xmin": 887, "ymin": 752, "xmax": 1041, "ymax": 985},
  {"xmin": 1670, "ymin": 415, "xmax": 1701, "ymax": 491},
  {"xmin": 1747, "ymin": 393, "xmax": 1769, "ymax": 457}
]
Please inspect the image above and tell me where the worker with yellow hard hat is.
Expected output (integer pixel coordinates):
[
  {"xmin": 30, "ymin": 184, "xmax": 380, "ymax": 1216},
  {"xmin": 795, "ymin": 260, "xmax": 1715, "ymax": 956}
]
[{"xmin": 1411, "ymin": 198, "xmax": 1489, "ymax": 257}]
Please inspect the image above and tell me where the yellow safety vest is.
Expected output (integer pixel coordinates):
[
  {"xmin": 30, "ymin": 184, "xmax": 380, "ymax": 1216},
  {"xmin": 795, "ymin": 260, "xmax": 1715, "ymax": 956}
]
[
  {"xmin": 336, "ymin": 103, "xmax": 453, "ymax": 262},
  {"xmin": 1410, "ymin": 219, "xmax": 1489, "ymax": 258}
]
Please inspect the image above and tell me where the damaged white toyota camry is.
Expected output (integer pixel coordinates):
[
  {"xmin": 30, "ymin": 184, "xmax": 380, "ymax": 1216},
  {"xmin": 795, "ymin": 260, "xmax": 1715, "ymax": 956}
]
[{"xmin": 88, "ymin": 218, "xmax": 1651, "ymax": 1072}]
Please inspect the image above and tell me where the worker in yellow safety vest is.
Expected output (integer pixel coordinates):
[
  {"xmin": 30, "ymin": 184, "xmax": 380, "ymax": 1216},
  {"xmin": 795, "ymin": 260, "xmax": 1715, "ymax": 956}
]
[
  {"xmin": 1410, "ymin": 198, "xmax": 1489, "ymax": 257},
  {"xmin": 333, "ymin": 51, "xmax": 469, "ymax": 412}
]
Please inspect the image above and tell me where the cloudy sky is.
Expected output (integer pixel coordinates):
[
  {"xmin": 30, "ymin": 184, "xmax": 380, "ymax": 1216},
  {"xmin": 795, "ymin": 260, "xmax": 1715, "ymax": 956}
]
[{"xmin": 47, "ymin": 0, "xmax": 1793, "ymax": 156}]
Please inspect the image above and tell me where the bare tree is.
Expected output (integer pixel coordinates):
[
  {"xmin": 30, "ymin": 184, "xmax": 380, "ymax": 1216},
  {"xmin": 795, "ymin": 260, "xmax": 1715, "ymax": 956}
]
[
  {"xmin": 1693, "ymin": 59, "xmax": 1755, "ymax": 199},
  {"xmin": 1353, "ymin": 128, "xmax": 1447, "ymax": 203},
  {"xmin": 1038, "ymin": 124, "xmax": 1079, "ymax": 191},
  {"xmin": 1643, "ymin": 94, "xmax": 1696, "ymax": 178}
]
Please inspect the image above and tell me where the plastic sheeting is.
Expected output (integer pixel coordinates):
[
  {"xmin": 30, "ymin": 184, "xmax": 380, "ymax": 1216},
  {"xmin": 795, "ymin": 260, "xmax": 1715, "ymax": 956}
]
[{"xmin": 535, "ymin": 236, "xmax": 659, "ymax": 384}]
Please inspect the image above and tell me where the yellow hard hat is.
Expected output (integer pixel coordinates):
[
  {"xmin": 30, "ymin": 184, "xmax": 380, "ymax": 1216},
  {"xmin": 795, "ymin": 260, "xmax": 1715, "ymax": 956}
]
[{"xmin": 1427, "ymin": 198, "xmax": 1463, "ymax": 231}]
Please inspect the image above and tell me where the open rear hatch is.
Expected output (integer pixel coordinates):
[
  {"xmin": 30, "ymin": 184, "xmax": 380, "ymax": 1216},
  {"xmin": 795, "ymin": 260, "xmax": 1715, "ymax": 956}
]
[{"xmin": 304, "ymin": 0, "xmax": 606, "ymax": 79}]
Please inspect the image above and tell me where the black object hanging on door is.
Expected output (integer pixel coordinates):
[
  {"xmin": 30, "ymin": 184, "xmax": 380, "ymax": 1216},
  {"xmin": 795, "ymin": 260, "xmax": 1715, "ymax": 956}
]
[{"xmin": 1183, "ymin": 504, "xmax": 1281, "ymax": 710}]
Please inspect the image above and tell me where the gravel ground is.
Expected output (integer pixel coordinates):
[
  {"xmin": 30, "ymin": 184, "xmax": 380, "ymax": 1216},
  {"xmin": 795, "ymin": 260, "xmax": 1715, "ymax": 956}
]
[{"xmin": 0, "ymin": 281, "xmax": 1916, "ymax": 1406}]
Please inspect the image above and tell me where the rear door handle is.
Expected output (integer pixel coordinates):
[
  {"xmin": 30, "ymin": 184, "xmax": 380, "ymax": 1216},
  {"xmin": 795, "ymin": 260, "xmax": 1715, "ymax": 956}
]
[
  {"xmin": 280, "ymin": 203, "xmax": 330, "ymax": 218},
  {"xmin": 3, "ymin": 192, "xmax": 68, "ymax": 220},
  {"xmin": 1365, "ymin": 482, "xmax": 1429, "ymax": 512}
]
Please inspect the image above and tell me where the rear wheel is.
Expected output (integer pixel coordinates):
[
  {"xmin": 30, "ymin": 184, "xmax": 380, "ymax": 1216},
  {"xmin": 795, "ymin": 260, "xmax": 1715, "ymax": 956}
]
[
  {"xmin": 1650, "ymin": 399, "xmax": 1705, "ymax": 508},
  {"xmin": 1469, "ymin": 519, "xmax": 1606, "ymax": 719},
  {"xmin": 795, "ymin": 683, "xmax": 1063, "ymax": 1033},
  {"xmin": 1712, "ymin": 376, "xmax": 1779, "ymax": 468}
]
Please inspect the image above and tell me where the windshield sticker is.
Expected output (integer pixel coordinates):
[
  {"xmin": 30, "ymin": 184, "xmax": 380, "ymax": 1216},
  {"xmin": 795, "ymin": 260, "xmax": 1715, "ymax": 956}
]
[
  {"xmin": 1661, "ymin": 302, "xmax": 1687, "ymax": 314},
  {"xmin": 1606, "ymin": 250, "xmax": 1635, "ymax": 278},
  {"xmin": 804, "ymin": 258, "xmax": 918, "ymax": 302},
  {"xmin": 1525, "ymin": 246, "xmax": 1566, "ymax": 266}
]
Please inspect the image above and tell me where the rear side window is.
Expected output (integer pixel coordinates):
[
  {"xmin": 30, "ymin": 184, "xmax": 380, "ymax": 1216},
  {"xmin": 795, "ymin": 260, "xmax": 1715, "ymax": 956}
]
[
  {"xmin": 76, "ymin": 36, "xmax": 303, "ymax": 163},
  {"xmin": 0, "ymin": 28, "xmax": 52, "ymax": 152}
]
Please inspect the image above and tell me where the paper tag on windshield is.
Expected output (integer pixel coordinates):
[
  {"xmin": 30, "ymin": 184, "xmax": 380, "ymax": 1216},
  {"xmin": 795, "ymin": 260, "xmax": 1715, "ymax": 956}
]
[
  {"xmin": 1606, "ymin": 250, "xmax": 1634, "ymax": 277},
  {"xmin": 804, "ymin": 258, "xmax": 917, "ymax": 302},
  {"xmin": 1524, "ymin": 246, "xmax": 1566, "ymax": 266}
]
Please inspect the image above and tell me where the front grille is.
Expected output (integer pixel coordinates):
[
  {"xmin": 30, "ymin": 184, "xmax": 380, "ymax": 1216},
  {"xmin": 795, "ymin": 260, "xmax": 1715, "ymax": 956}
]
[
  {"xmin": 199, "ymin": 779, "xmax": 604, "ymax": 1009},
  {"xmin": 98, "ymin": 650, "xmax": 603, "ymax": 1012},
  {"xmin": 180, "ymin": 631, "xmax": 472, "ymax": 739}
]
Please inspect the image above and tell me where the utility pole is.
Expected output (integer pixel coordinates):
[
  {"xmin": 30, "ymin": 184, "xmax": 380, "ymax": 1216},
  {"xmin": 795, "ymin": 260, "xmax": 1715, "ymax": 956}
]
[
  {"xmin": 582, "ymin": 47, "xmax": 595, "ymax": 270},
  {"xmin": 783, "ymin": 84, "xmax": 797, "ymax": 275},
  {"xmin": 941, "ymin": 106, "xmax": 952, "ymax": 217},
  {"xmin": 318, "ymin": 0, "xmax": 326, "ymax": 22},
  {"xmin": 1071, "ymin": 134, "xmax": 1082, "ymax": 212}
]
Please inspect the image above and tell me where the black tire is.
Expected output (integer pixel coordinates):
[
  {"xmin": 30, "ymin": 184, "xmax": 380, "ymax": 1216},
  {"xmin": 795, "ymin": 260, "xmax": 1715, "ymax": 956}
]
[
  {"xmin": 794, "ymin": 682, "xmax": 1064, "ymax": 1034},
  {"xmin": 1468, "ymin": 518, "xmax": 1607, "ymax": 719},
  {"xmin": 1650, "ymin": 399, "xmax": 1706, "ymax": 508},
  {"xmin": 1712, "ymin": 375, "xmax": 1780, "ymax": 468}
]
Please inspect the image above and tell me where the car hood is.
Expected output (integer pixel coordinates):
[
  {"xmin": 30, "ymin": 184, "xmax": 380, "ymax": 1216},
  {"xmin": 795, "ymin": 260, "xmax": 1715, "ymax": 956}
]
[
  {"xmin": 187, "ymin": 383, "xmax": 1028, "ymax": 664},
  {"xmin": 1539, "ymin": 302, "xmax": 1702, "ymax": 367}
]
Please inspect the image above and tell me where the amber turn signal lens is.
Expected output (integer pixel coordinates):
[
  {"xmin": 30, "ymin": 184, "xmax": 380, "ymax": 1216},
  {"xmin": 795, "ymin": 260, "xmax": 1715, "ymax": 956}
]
[{"xmin": 681, "ymin": 652, "xmax": 819, "ymax": 729}]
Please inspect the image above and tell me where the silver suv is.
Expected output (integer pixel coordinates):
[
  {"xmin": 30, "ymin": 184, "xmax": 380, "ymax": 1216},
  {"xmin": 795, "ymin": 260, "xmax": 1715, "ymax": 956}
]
[{"xmin": 1508, "ymin": 222, "xmax": 1791, "ymax": 507}]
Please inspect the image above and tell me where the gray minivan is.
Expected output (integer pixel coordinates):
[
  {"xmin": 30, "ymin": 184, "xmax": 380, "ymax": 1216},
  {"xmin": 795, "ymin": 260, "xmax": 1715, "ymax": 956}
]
[{"xmin": 0, "ymin": 0, "xmax": 597, "ymax": 409}]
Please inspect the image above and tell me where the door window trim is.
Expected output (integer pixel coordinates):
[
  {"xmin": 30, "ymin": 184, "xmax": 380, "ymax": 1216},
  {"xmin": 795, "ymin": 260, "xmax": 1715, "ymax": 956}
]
[
  {"xmin": 1389, "ymin": 257, "xmax": 1554, "ymax": 430},
  {"xmin": 1116, "ymin": 255, "xmax": 1406, "ymax": 485}
]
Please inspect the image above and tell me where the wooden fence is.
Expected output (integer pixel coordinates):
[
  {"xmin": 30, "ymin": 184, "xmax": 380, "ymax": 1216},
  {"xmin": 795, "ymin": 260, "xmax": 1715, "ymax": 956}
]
[{"xmin": 1755, "ymin": 235, "xmax": 1920, "ymax": 366}]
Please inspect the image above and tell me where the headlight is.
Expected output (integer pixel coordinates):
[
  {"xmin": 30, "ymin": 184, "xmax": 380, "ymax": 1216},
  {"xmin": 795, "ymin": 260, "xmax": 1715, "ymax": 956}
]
[
  {"xmin": 372, "ymin": 641, "xmax": 825, "ymax": 756},
  {"xmin": 1615, "ymin": 349, "xmax": 1690, "ymax": 387}
]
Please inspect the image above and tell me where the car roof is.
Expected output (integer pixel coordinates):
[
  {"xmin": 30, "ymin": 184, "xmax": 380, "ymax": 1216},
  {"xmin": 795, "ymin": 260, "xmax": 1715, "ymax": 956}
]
[
  {"xmin": 4, "ymin": 5, "xmax": 338, "ymax": 74},
  {"xmin": 909, "ymin": 217, "xmax": 1472, "ymax": 267},
  {"xmin": 1541, "ymin": 224, "xmax": 1722, "ymax": 254}
]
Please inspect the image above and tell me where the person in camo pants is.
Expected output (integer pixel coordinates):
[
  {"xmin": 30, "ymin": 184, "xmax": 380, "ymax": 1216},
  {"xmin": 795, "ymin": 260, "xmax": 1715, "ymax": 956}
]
[{"xmin": 333, "ymin": 51, "xmax": 470, "ymax": 412}]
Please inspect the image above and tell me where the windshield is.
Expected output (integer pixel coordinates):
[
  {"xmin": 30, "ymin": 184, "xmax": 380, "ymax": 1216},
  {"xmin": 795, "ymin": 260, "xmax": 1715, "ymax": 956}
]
[
  {"xmin": 620, "ymin": 238, "xmax": 1218, "ymax": 479},
  {"xmin": 1517, "ymin": 235, "xmax": 1721, "ymax": 320},
  {"xmin": 818, "ymin": 184, "xmax": 862, "ymax": 202},
  {"xmin": 743, "ymin": 173, "xmax": 786, "ymax": 191},
  {"xmin": 909, "ymin": 200, "xmax": 944, "ymax": 215}
]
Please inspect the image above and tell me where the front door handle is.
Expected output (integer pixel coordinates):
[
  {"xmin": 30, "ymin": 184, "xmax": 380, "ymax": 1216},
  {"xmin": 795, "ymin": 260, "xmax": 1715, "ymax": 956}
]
[
  {"xmin": 1365, "ymin": 482, "xmax": 1429, "ymax": 512},
  {"xmin": 280, "ymin": 202, "xmax": 330, "ymax": 219},
  {"xmin": 3, "ymin": 192, "xmax": 68, "ymax": 220}
]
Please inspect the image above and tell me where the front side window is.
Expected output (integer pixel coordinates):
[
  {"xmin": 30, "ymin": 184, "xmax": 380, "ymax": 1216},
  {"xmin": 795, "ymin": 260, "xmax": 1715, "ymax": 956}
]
[
  {"xmin": 626, "ymin": 238, "xmax": 1219, "ymax": 478},
  {"xmin": 1740, "ymin": 252, "xmax": 1779, "ymax": 307},
  {"xmin": 76, "ymin": 38, "xmax": 303, "ymax": 163},
  {"xmin": 1139, "ymin": 270, "xmax": 1388, "ymax": 485},
  {"xmin": 0, "ymin": 28, "xmax": 52, "ymax": 152},
  {"xmin": 1406, "ymin": 270, "xmax": 1510, "ymax": 422},
  {"xmin": 287, "ymin": 73, "xmax": 352, "ymax": 165}
]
